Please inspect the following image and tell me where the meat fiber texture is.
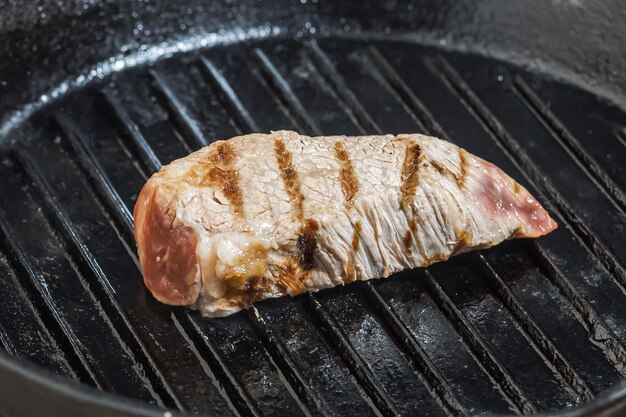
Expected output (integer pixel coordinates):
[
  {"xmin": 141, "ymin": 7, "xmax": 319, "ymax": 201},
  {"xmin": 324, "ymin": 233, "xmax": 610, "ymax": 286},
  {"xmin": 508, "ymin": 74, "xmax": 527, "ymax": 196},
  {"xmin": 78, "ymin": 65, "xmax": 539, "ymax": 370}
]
[{"xmin": 134, "ymin": 131, "xmax": 557, "ymax": 317}]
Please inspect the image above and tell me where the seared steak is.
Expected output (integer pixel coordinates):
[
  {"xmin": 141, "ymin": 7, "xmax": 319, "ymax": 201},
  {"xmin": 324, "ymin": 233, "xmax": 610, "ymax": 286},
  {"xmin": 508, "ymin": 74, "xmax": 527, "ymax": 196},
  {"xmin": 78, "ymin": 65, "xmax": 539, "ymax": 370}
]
[{"xmin": 134, "ymin": 131, "xmax": 557, "ymax": 317}]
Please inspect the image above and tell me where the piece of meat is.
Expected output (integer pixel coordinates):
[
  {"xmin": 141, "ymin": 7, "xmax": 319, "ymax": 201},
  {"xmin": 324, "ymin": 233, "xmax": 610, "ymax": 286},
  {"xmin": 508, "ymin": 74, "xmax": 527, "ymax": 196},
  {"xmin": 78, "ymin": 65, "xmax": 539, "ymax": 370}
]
[{"xmin": 133, "ymin": 131, "xmax": 557, "ymax": 317}]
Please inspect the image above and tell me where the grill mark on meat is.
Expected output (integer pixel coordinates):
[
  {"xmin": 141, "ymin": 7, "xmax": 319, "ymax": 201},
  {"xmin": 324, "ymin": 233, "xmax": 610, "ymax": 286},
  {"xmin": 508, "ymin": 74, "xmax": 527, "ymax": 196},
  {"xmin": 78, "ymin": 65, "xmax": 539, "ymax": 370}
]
[
  {"xmin": 403, "ymin": 230, "xmax": 412, "ymax": 249},
  {"xmin": 352, "ymin": 220, "xmax": 362, "ymax": 251},
  {"xmin": 400, "ymin": 141, "xmax": 423, "ymax": 209},
  {"xmin": 135, "ymin": 131, "xmax": 558, "ymax": 316},
  {"xmin": 334, "ymin": 141, "xmax": 360, "ymax": 208},
  {"xmin": 430, "ymin": 160, "xmax": 448, "ymax": 176},
  {"xmin": 403, "ymin": 217, "xmax": 418, "ymax": 250},
  {"xmin": 275, "ymin": 219, "xmax": 318, "ymax": 296},
  {"xmin": 430, "ymin": 148, "xmax": 469, "ymax": 189},
  {"xmin": 456, "ymin": 148, "xmax": 469, "ymax": 188},
  {"xmin": 298, "ymin": 219, "xmax": 319, "ymax": 271},
  {"xmin": 205, "ymin": 167, "xmax": 243, "ymax": 214},
  {"xmin": 274, "ymin": 136, "xmax": 318, "ymax": 275},
  {"xmin": 344, "ymin": 253, "xmax": 357, "ymax": 283},
  {"xmin": 187, "ymin": 141, "xmax": 244, "ymax": 216},
  {"xmin": 274, "ymin": 137, "xmax": 305, "ymax": 220},
  {"xmin": 400, "ymin": 141, "xmax": 423, "ymax": 252},
  {"xmin": 214, "ymin": 141, "xmax": 236, "ymax": 164},
  {"xmin": 352, "ymin": 232, "xmax": 360, "ymax": 251}
]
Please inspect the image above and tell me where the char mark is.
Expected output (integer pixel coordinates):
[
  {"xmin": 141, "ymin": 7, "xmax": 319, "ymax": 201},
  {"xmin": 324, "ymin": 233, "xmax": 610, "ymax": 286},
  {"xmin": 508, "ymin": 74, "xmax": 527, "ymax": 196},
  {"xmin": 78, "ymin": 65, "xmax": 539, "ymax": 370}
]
[
  {"xmin": 456, "ymin": 148, "xmax": 468, "ymax": 188},
  {"xmin": 403, "ymin": 217, "xmax": 418, "ymax": 250},
  {"xmin": 344, "ymin": 253, "xmax": 357, "ymax": 283},
  {"xmin": 352, "ymin": 220, "xmax": 362, "ymax": 251},
  {"xmin": 274, "ymin": 137, "xmax": 305, "ymax": 219},
  {"xmin": 333, "ymin": 141, "xmax": 360, "ymax": 208},
  {"xmin": 297, "ymin": 219, "xmax": 319, "ymax": 271},
  {"xmin": 352, "ymin": 230, "xmax": 360, "ymax": 251},
  {"xmin": 274, "ymin": 136, "xmax": 318, "ymax": 271},
  {"xmin": 430, "ymin": 160, "xmax": 448, "ymax": 176},
  {"xmin": 429, "ymin": 148, "xmax": 469, "ymax": 189},
  {"xmin": 403, "ymin": 230, "xmax": 413, "ymax": 250},
  {"xmin": 189, "ymin": 142, "xmax": 244, "ymax": 216},
  {"xmin": 400, "ymin": 141, "xmax": 423, "ymax": 209}
]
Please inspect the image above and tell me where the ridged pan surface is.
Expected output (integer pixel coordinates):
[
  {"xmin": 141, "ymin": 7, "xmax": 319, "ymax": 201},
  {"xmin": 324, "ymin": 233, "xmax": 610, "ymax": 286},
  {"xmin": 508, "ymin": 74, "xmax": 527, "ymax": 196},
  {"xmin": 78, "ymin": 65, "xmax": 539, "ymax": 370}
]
[{"xmin": 1, "ymin": 37, "xmax": 626, "ymax": 417}]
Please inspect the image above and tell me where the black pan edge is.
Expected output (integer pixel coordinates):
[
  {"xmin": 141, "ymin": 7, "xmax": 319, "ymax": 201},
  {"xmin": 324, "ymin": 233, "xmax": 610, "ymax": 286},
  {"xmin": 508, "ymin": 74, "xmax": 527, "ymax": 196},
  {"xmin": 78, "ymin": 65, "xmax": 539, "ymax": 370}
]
[{"xmin": 2, "ymin": 348, "xmax": 626, "ymax": 417}]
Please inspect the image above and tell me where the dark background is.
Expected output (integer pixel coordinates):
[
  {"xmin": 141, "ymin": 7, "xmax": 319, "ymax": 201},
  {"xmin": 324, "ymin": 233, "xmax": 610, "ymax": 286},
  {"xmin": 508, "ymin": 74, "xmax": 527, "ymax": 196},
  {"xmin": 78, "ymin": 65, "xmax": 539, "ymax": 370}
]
[{"xmin": 1, "ymin": 0, "xmax": 625, "ymax": 141}]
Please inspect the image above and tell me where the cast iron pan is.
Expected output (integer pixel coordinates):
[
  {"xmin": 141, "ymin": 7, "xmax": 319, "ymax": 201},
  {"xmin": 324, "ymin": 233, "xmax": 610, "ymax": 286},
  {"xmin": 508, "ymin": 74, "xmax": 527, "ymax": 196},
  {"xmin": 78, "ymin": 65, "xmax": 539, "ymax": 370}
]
[{"xmin": 1, "ymin": 1, "xmax": 625, "ymax": 416}]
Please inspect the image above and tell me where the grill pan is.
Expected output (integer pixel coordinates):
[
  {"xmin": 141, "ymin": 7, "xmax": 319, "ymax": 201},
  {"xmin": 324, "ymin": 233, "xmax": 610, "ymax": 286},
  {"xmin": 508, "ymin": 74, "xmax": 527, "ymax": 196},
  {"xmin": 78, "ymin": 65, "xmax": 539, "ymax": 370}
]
[{"xmin": 1, "ymin": 1, "xmax": 626, "ymax": 416}]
